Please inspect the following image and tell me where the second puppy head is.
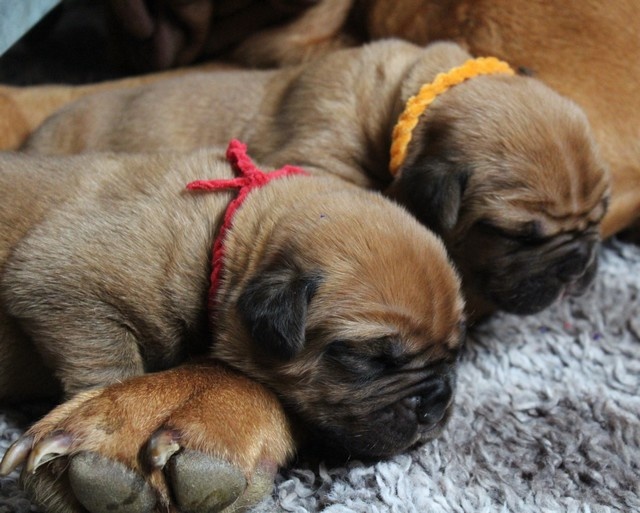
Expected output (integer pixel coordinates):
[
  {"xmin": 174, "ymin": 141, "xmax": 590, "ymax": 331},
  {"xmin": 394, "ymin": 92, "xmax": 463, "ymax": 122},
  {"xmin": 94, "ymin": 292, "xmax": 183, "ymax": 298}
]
[{"xmin": 388, "ymin": 43, "xmax": 609, "ymax": 317}]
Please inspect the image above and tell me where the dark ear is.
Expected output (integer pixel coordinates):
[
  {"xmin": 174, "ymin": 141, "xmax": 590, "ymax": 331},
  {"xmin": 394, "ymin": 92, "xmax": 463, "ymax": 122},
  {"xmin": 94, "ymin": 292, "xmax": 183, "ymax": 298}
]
[
  {"xmin": 392, "ymin": 159, "xmax": 469, "ymax": 234},
  {"xmin": 387, "ymin": 121, "xmax": 469, "ymax": 234},
  {"xmin": 237, "ymin": 262, "xmax": 321, "ymax": 360}
]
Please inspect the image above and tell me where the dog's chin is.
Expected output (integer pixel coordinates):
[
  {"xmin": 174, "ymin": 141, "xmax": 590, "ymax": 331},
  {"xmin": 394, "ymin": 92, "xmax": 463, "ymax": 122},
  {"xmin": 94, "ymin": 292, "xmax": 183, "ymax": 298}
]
[
  {"xmin": 411, "ymin": 423, "xmax": 447, "ymax": 450},
  {"xmin": 298, "ymin": 403, "xmax": 453, "ymax": 461},
  {"xmin": 485, "ymin": 260, "xmax": 598, "ymax": 315}
]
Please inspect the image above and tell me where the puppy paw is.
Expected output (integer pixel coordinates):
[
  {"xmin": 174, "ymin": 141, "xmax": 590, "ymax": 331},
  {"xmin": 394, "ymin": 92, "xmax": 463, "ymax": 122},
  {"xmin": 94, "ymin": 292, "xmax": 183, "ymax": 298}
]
[{"xmin": 0, "ymin": 362, "xmax": 293, "ymax": 513}]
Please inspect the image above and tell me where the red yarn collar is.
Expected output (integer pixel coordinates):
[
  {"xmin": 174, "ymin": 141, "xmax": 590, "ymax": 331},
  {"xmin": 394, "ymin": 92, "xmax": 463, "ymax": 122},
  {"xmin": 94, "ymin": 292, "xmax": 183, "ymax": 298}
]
[{"xmin": 186, "ymin": 139, "xmax": 307, "ymax": 312}]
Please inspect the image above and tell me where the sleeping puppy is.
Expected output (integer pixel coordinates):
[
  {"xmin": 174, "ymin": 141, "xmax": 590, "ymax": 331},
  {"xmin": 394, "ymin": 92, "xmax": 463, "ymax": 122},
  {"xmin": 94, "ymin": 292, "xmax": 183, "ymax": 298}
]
[
  {"xmin": 0, "ymin": 144, "xmax": 464, "ymax": 513},
  {"xmin": 24, "ymin": 39, "xmax": 609, "ymax": 319}
]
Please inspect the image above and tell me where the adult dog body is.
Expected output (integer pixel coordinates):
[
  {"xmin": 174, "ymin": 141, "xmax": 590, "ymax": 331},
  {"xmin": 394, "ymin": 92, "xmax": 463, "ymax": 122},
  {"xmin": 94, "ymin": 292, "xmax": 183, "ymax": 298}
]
[
  {"xmin": 0, "ymin": 148, "xmax": 464, "ymax": 512},
  {"xmin": 26, "ymin": 40, "xmax": 609, "ymax": 318}
]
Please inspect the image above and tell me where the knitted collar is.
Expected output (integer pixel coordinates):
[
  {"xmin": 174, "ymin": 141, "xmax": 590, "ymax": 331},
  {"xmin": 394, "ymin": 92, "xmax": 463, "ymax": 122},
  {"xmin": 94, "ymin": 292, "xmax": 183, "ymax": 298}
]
[
  {"xmin": 389, "ymin": 56, "xmax": 514, "ymax": 176},
  {"xmin": 187, "ymin": 139, "xmax": 306, "ymax": 312}
]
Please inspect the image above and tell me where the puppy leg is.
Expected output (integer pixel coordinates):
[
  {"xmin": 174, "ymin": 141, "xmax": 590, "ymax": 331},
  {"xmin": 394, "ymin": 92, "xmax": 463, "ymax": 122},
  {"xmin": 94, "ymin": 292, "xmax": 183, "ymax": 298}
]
[{"xmin": 0, "ymin": 361, "xmax": 293, "ymax": 513}]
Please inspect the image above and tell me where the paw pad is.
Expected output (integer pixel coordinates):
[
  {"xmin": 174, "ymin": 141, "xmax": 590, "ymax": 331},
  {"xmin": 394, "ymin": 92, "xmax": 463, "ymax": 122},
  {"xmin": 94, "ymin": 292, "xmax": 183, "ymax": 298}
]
[
  {"xmin": 69, "ymin": 452, "xmax": 156, "ymax": 513},
  {"xmin": 167, "ymin": 450, "xmax": 247, "ymax": 512}
]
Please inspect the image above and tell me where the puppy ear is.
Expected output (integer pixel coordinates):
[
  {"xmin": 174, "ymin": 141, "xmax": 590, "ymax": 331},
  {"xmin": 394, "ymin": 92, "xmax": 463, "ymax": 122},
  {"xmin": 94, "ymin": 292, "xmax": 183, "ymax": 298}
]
[
  {"xmin": 393, "ymin": 159, "xmax": 469, "ymax": 233},
  {"xmin": 237, "ymin": 262, "xmax": 321, "ymax": 360},
  {"xmin": 388, "ymin": 121, "xmax": 469, "ymax": 234}
]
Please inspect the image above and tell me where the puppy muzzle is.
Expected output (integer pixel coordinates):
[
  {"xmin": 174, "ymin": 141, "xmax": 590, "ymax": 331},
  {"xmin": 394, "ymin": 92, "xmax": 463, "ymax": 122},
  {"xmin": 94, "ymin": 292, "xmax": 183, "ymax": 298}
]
[
  {"xmin": 490, "ymin": 236, "xmax": 600, "ymax": 314},
  {"xmin": 305, "ymin": 372, "xmax": 457, "ymax": 460}
]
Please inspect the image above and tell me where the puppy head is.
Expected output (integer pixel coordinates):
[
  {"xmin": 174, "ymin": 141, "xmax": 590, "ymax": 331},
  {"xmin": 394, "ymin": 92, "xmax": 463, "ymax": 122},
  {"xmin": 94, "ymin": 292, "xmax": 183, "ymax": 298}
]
[
  {"xmin": 215, "ymin": 185, "xmax": 465, "ymax": 458},
  {"xmin": 388, "ymin": 72, "xmax": 609, "ymax": 316}
]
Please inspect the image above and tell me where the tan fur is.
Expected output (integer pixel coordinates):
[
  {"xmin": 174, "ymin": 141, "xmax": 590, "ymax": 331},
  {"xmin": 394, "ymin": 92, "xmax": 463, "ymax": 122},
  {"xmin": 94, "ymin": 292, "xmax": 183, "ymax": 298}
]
[
  {"xmin": 23, "ymin": 40, "xmax": 607, "ymax": 318},
  {"xmin": 231, "ymin": 0, "xmax": 358, "ymax": 67},
  {"xmin": 0, "ymin": 149, "xmax": 463, "ymax": 511}
]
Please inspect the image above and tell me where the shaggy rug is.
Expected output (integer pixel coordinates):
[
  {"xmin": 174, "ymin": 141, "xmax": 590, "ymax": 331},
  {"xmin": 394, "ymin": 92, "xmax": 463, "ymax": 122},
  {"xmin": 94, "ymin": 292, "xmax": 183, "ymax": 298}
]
[{"xmin": 1, "ymin": 239, "xmax": 638, "ymax": 513}]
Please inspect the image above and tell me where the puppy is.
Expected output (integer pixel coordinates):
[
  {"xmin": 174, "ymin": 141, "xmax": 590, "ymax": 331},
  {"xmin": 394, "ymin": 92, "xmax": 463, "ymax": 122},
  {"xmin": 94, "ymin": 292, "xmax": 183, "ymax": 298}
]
[
  {"xmin": 24, "ymin": 39, "xmax": 609, "ymax": 319},
  {"xmin": 0, "ymin": 144, "xmax": 464, "ymax": 512}
]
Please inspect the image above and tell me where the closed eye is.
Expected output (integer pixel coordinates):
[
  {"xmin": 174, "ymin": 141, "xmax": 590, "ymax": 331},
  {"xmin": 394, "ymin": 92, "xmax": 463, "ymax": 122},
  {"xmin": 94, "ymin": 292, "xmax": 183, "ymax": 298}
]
[
  {"xmin": 324, "ymin": 337, "xmax": 459, "ymax": 382},
  {"xmin": 324, "ymin": 340, "xmax": 385, "ymax": 375},
  {"xmin": 324, "ymin": 338, "xmax": 414, "ymax": 377},
  {"xmin": 476, "ymin": 219, "xmax": 548, "ymax": 246}
]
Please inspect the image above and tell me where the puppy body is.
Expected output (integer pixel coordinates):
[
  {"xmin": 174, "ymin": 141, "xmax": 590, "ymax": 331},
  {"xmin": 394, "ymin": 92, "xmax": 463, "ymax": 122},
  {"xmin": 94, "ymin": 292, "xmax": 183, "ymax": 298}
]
[
  {"xmin": 0, "ymin": 62, "xmax": 232, "ymax": 151},
  {"xmin": 0, "ymin": 148, "xmax": 464, "ymax": 510},
  {"xmin": 0, "ymin": 148, "xmax": 464, "ymax": 454},
  {"xmin": 25, "ymin": 40, "xmax": 609, "ymax": 318}
]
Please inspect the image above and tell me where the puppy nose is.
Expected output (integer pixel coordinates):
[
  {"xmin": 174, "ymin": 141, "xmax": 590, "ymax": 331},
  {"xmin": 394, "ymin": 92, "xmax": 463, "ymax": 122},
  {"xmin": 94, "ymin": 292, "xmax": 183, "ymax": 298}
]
[
  {"xmin": 556, "ymin": 240, "xmax": 596, "ymax": 282},
  {"xmin": 415, "ymin": 378, "xmax": 453, "ymax": 426}
]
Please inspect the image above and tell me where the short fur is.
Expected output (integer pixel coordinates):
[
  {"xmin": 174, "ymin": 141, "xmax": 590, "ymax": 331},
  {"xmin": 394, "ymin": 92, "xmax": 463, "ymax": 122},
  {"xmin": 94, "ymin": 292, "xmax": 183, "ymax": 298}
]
[
  {"xmin": 24, "ymin": 40, "xmax": 609, "ymax": 318},
  {"xmin": 0, "ymin": 149, "xmax": 464, "ymax": 512}
]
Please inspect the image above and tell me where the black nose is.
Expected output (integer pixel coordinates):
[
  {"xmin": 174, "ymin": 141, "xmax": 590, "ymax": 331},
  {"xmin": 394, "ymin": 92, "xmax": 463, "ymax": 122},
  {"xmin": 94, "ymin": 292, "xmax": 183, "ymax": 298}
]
[
  {"xmin": 414, "ymin": 378, "xmax": 453, "ymax": 426},
  {"xmin": 556, "ymin": 240, "xmax": 597, "ymax": 283}
]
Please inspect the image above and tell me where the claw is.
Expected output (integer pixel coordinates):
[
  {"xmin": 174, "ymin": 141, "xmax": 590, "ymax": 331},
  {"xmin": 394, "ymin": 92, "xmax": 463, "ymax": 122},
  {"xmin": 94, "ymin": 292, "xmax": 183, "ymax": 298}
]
[
  {"xmin": 0, "ymin": 435, "xmax": 34, "ymax": 476},
  {"xmin": 25, "ymin": 432, "xmax": 73, "ymax": 473},
  {"xmin": 147, "ymin": 429, "xmax": 181, "ymax": 469}
]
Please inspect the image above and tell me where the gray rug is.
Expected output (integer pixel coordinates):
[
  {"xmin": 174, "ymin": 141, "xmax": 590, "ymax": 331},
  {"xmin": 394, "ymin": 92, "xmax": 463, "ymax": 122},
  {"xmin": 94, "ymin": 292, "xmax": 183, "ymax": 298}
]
[{"xmin": 2, "ymin": 239, "xmax": 639, "ymax": 513}]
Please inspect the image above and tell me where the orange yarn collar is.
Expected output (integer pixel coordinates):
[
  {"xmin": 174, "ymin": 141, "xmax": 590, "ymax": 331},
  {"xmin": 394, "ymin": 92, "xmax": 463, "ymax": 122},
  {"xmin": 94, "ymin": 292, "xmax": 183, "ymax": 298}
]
[{"xmin": 389, "ymin": 57, "xmax": 514, "ymax": 176}]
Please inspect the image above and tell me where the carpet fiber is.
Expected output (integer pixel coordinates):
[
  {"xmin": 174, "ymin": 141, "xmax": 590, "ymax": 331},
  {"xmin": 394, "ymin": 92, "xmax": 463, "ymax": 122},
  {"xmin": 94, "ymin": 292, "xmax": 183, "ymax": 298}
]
[{"xmin": 1, "ymin": 239, "xmax": 639, "ymax": 513}]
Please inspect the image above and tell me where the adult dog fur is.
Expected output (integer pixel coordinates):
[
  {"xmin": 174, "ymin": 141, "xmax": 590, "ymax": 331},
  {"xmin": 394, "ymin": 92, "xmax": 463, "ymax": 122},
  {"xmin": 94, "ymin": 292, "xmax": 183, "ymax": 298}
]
[
  {"xmin": 24, "ymin": 40, "xmax": 609, "ymax": 319},
  {"xmin": 0, "ymin": 149, "xmax": 464, "ymax": 512}
]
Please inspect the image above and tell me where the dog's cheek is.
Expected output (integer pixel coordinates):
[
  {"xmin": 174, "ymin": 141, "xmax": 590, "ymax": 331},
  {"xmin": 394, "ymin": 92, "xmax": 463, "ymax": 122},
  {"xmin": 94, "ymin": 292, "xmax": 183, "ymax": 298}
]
[{"xmin": 236, "ymin": 266, "xmax": 322, "ymax": 361}]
